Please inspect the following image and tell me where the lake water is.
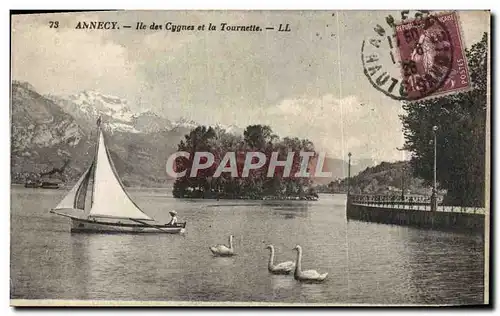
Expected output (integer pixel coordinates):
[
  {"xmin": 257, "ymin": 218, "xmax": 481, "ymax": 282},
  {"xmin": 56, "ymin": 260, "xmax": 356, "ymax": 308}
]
[{"xmin": 10, "ymin": 186, "xmax": 485, "ymax": 305}]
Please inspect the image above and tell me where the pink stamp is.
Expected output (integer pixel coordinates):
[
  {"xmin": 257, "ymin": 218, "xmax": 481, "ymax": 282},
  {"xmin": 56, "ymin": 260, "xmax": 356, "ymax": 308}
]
[{"xmin": 395, "ymin": 12, "xmax": 471, "ymax": 100}]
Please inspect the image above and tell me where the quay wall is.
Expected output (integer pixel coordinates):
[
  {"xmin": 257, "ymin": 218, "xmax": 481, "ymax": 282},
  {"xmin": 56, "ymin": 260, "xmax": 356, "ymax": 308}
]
[{"xmin": 346, "ymin": 203, "xmax": 485, "ymax": 233}]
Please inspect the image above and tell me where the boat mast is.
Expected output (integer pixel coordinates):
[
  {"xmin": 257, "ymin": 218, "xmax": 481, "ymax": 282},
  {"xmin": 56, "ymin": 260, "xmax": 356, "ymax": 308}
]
[{"xmin": 89, "ymin": 115, "xmax": 102, "ymax": 213}]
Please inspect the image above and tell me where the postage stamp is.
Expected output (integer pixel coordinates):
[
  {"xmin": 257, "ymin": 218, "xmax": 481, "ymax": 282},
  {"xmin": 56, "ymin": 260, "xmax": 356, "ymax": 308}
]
[
  {"xmin": 361, "ymin": 10, "xmax": 471, "ymax": 101},
  {"xmin": 9, "ymin": 10, "xmax": 490, "ymax": 308},
  {"xmin": 394, "ymin": 11, "xmax": 471, "ymax": 101}
]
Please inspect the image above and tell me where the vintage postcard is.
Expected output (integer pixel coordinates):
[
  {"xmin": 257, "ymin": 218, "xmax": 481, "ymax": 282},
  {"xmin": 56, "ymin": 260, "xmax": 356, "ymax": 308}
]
[{"xmin": 10, "ymin": 10, "xmax": 490, "ymax": 306}]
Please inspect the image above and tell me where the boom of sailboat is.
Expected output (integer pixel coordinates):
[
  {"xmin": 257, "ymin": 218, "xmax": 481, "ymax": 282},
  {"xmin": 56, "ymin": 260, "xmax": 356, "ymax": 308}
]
[{"xmin": 50, "ymin": 124, "xmax": 186, "ymax": 234}]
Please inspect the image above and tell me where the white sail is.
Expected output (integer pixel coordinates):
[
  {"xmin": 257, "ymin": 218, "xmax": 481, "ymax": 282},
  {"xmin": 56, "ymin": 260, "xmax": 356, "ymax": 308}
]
[
  {"xmin": 88, "ymin": 131, "xmax": 153, "ymax": 221},
  {"xmin": 53, "ymin": 165, "xmax": 92, "ymax": 210}
]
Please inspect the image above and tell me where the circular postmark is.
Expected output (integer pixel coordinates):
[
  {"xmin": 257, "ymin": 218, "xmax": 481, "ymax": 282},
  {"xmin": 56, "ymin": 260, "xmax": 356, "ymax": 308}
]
[{"xmin": 361, "ymin": 11, "xmax": 454, "ymax": 101}]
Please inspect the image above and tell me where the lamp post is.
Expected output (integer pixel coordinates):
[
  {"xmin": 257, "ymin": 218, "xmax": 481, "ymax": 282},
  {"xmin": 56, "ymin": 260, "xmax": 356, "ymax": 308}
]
[
  {"xmin": 347, "ymin": 152, "xmax": 352, "ymax": 197},
  {"xmin": 401, "ymin": 164, "xmax": 405, "ymax": 201},
  {"xmin": 430, "ymin": 126, "xmax": 438, "ymax": 212}
]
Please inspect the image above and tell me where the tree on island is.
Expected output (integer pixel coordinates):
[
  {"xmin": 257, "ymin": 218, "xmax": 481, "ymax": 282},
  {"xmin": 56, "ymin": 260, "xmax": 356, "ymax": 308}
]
[
  {"xmin": 172, "ymin": 124, "xmax": 319, "ymax": 199},
  {"xmin": 400, "ymin": 33, "xmax": 488, "ymax": 207}
]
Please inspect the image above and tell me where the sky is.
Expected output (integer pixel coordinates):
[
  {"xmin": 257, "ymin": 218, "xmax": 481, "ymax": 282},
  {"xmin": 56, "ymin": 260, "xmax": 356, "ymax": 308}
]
[{"xmin": 11, "ymin": 10, "xmax": 489, "ymax": 163}]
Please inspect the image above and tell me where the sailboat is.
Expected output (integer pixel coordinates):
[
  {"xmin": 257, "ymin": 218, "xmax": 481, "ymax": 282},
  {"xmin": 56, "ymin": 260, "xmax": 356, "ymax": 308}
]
[{"xmin": 50, "ymin": 121, "xmax": 186, "ymax": 234}]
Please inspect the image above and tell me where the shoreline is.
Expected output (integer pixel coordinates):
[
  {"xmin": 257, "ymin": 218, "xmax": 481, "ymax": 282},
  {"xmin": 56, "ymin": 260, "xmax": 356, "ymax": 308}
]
[
  {"xmin": 175, "ymin": 196, "xmax": 320, "ymax": 201},
  {"xmin": 11, "ymin": 184, "xmax": 329, "ymax": 201}
]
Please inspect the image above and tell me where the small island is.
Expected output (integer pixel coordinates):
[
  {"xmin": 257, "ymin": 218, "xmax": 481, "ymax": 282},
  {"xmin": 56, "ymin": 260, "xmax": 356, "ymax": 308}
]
[
  {"xmin": 175, "ymin": 189, "xmax": 320, "ymax": 201},
  {"xmin": 172, "ymin": 124, "xmax": 321, "ymax": 201}
]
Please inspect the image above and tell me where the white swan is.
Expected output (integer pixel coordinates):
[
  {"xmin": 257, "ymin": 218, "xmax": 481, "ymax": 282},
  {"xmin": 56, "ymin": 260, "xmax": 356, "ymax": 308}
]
[
  {"xmin": 209, "ymin": 235, "xmax": 235, "ymax": 257},
  {"xmin": 293, "ymin": 245, "xmax": 328, "ymax": 282},
  {"xmin": 266, "ymin": 245, "xmax": 295, "ymax": 275}
]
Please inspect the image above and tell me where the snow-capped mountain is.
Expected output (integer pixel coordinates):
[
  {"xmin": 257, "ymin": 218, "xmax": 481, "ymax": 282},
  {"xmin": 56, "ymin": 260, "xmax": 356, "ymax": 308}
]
[
  {"xmin": 171, "ymin": 117, "xmax": 199, "ymax": 130},
  {"xmin": 51, "ymin": 90, "xmax": 247, "ymax": 137},
  {"xmin": 170, "ymin": 120, "xmax": 244, "ymax": 135},
  {"xmin": 218, "ymin": 124, "xmax": 244, "ymax": 135},
  {"xmin": 70, "ymin": 90, "xmax": 135, "ymax": 123},
  {"xmin": 13, "ymin": 84, "xmax": 187, "ymax": 186},
  {"xmin": 51, "ymin": 91, "xmax": 174, "ymax": 134},
  {"xmin": 12, "ymin": 82, "xmax": 368, "ymax": 187}
]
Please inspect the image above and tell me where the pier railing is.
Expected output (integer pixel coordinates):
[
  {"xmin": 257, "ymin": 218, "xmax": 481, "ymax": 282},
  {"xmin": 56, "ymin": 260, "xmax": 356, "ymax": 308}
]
[{"xmin": 348, "ymin": 194, "xmax": 485, "ymax": 215}]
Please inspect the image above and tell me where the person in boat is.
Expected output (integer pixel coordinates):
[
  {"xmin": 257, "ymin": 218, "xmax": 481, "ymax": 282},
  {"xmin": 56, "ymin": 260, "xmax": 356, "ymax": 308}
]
[{"xmin": 168, "ymin": 211, "xmax": 178, "ymax": 226}]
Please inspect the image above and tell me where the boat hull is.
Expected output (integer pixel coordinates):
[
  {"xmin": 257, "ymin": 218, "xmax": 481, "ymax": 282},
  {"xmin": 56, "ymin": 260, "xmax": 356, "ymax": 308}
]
[
  {"xmin": 25, "ymin": 182, "xmax": 61, "ymax": 189},
  {"xmin": 70, "ymin": 218, "xmax": 186, "ymax": 234},
  {"xmin": 40, "ymin": 182, "xmax": 60, "ymax": 189}
]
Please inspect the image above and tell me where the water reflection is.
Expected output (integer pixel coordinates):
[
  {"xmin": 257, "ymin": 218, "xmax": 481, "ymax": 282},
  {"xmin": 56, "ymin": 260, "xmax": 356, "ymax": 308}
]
[
  {"xmin": 262, "ymin": 201, "xmax": 311, "ymax": 208},
  {"xmin": 10, "ymin": 188, "xmax": 484, "ymax": 304},
  {"xmin": 69, "ymin": 236, "xmax": 90, "ymax": 299},
  {"xmin": 402, "ymin": 229, "xmax": 485, "ymax": 304},
  {"xmin": 206, "ymin": 203, "xmax": 260, "ymax": 208},
  {"xmin": 210, "ymin": 256, "xmax": 237, "ymax": 268},
  {"xmin": 272, "ymin": 204, "xmax": 309, "ymax": 219},
  {"xmin": 299, "ymin": 282, "xmax": 329, "ymax": 302},
  {"xmin": 346, "ymin": 222, "xmax": 419, "ymax": 304},
  {"xmin": 66, "ymin": 233, "xmax": 190, "ymax": 300},
  {"xmin": 269, "ymin": 274, "xmax": 295, "ymax": 291}
]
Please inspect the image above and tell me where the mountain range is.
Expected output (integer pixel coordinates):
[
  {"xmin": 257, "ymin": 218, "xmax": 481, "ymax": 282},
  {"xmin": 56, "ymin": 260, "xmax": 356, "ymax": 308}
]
[{"xmin": 11, "ymin": 81, "xmax": 374, "ymax": 187}]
